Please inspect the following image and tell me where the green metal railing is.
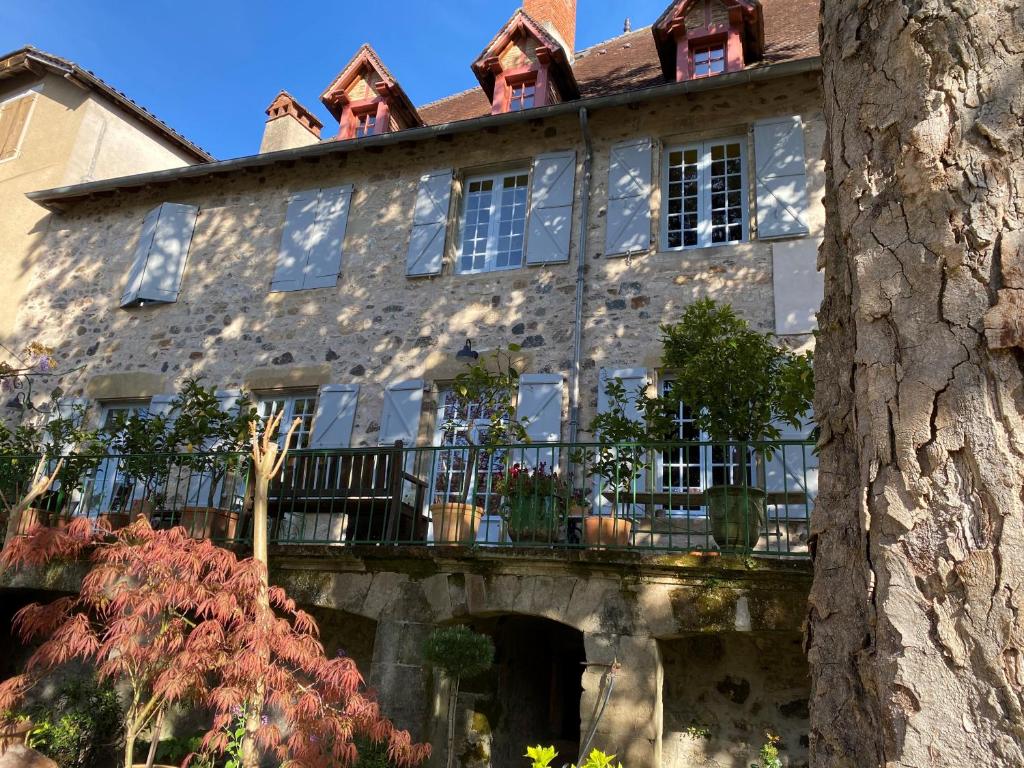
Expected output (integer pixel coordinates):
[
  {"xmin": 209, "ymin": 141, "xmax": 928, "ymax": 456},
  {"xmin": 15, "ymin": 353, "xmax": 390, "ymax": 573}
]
[{"xmin": 0, "ymin": 439, "xmax": 816, "ymax": 557}]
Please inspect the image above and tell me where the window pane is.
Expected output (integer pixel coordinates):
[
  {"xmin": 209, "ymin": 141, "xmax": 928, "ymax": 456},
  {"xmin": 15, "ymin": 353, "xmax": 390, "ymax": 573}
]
[
  {"xmin": 459, "ymin": 180, "xmax": 494, "ymax": 273},
  {"xmin": 494, "ymin": 173, "xmax": 528, "ymax": 269},
  {"xmin": 707, "ymin": 141, "xmax": 744, "ymax": 245},
  {"xmin": 665, "ymin": 147, "xmax": 700, "ymax": 248}
]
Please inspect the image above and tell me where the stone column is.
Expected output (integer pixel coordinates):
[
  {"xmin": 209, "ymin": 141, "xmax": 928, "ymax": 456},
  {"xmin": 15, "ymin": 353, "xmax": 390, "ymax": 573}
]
[
  {"xmin": 580, "ymin": 633, "xmax": 663, "ymax": 768},
  {"xmin": 369, "ymin": 616, "xmax": 434, "ymax": 738}
]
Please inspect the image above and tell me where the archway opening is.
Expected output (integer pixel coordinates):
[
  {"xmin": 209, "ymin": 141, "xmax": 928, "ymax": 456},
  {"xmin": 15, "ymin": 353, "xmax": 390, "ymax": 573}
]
[{"xmin": 461, "ymin": 615, "xmax": 585, "ymax": 768}]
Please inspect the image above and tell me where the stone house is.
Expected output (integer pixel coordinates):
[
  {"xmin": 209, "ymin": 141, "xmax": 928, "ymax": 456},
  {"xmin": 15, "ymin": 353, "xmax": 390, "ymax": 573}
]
[
  {"xmin": 3, "ymin": 1, "xmax": 823, "ymax": 766},
  {"xmin": 0, "ymin": 46, "xmax": 212, "ymax": 348}
]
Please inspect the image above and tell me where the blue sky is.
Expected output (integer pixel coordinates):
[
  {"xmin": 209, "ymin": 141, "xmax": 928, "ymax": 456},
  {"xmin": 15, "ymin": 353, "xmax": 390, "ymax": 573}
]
[{"xmin": 1, "ymin": 0, "xmax": 669, "ymax": 160}]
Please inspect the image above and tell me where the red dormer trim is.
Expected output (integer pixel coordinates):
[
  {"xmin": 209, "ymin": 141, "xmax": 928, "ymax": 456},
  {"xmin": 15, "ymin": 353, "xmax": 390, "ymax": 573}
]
[
  {"xmin": 652, "ymin": 0, "xmax": 763, "ymax": 83},
  {"xmin": 471, "ymin": 9, "xmax": 579, "ymax": 115},
  {"xmin": 320, "ymin": 44, "xmax": 423, "ymax": 140}
]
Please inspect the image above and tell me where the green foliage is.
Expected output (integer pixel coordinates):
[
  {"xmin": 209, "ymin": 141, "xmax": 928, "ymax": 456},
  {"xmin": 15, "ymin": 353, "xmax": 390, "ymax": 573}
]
[
  {"xmin": 24, "ymin": 675, "xmax": 122, "ymax": 768},
  {"xmin": 222, "ymin": 709, "xmax": 248, "ymax": 768},
  {"xmin": 753, "ymin": 731, "xmax": 782, "ymax": 768},
  {"xmin": 422, "ymin": 625, "xmax": 495, "ymax": 680},
  {"xmin": 354, "ymin": 737, "xmax": 397, "ymax": 768},
  {"xmin": 152, "ymin": 734, "xmax": 209, "ymax": 766},
  {"xmin": 445, "ymin": 346, "xmax": 530, "ymax": 451},
  {"xmin": 101, "ymin": 408, "xmax": 174, "ymax": 504},
  {"xmin": 0, "ymin": 421, "xmax": 43, "ymax": 506},
  {"xmin": 525, "ymin": 745, "xmax": 558, "ymax": 768},
  {"xmin": 660, "ymin": 299, "xmax": 813, "ymax": 446},
  {"xmin": 525, "ymin": 746, "xmax": 622, "ymax": 768},
  {"xmin": 42, "ymin": 399, "xmax": 106, "ymax": 510},
  {"xmin": 576, "ymin": 378, "xmax": 674, "ymax": 497}
]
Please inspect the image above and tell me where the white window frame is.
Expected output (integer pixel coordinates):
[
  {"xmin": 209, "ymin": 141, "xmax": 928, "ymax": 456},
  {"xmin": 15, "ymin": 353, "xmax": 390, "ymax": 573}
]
[
  {"xmin": 661, "ymin": 136, "xmax": 748, "ymax": 251},
  {"xmin": 455, "ymin": 168, "xmax": 531, "ymax": 275},
  {"xmin": 255, "ymin": 392, "xmax": 318, "ymax": 449}
]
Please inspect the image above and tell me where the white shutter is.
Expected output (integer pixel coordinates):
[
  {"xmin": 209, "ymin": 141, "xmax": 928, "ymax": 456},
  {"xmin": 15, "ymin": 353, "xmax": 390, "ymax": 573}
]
[
  {"xmin": 379, "ymin": 379, "xmax": 424, "ymax": 446},
  {"xmin": 271, "ymin": 190, "xmax": 318, "ymax": 292},
  {"xmin": 309, "ymin": 384, "xmax": 359, "ymax": 449},
  {"xmin": 764, "ymin": 411, "xmax": 817, "ymax": 522},
  {"xmin": 526, "ymin": 152, "xmax": 576, "ymax": 265},
  {"xmin": 515, "ymin": 373, "xmax": 563, "ymax": 469},
  {"xmin": 605, "ymin": 139, "xmax": 652, "ymax": 256},
  {"xmin": 147, "ymin": 394, "xmax": 177, "ymax": 422},
  {"xmin": 406, "ymin": 170, "xmax": 453, "ymax": 276},
  {"xmin": 120, "ymin": 203, "xmax": 198, "ymax": 307},
  {"xmin": 753, "ymin": 116, "xmax": 810, "ymax": 239},
  {"xmin": 214, "ymin": 389, "xmax": 243, "ymax": 415},
  {"xmin": 303, "ymin": 185, "xmax": 352, "ymax": 290}
]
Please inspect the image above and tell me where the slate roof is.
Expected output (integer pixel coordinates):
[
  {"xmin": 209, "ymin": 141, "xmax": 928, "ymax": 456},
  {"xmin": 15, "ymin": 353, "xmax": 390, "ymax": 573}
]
[
  {"xmin": 0, "ymin": 46, "xmax": 214, "ymax": 162},
  {"xmin": 418, "ymin": 0, "xmax": 818, "ymax": 126}
]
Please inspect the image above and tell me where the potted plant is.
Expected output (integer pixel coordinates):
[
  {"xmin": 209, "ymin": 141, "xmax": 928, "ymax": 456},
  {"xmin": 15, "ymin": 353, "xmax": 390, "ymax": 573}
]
[
  {"xmin": 422, "ymin": 625, "xmax": 494, "ymax": 768},
  {"xmin": 660, "ymin": 299, "xmax": 813, "ymax": 549},
  {"xmin": 495, "ymin": 462, "xmax": 567, "ymax": 543},
  {"xmin": 99, "ymin": 406, "xmax": 174, "ymax": 528},
  {"xmin": 166, "ymin": 378, "xmax": 258, "ymax": 540},
  {"xmin": 431, "ymin": 346, "xmax": 529, "ymax": 544},
  {"xmin": 579, "ymin": 378, "xmax": 675, "ymax": 547}
]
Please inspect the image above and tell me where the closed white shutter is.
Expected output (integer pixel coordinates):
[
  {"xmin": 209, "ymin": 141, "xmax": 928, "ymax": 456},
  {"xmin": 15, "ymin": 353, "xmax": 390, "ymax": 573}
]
[
  {"xmin": 605, "ymin": 139, "xmax": 652, "ymax": 256},
  {"xmin": 753, "ymin": 116, "xmax": 810, "ymax": 239},
  {"xmin": 526, "ymin": 151, "xmax": 576, "ymax": 265},
  {"xmin": 406, "ymin": 170, "xmax": 453, "ymax": 276},
  {"xmin": 271, "ymin": 190, "xmax": 318, "ymax": 292},
  {"xmin": 147, "ymin": 394, "xmax": 177, "ymax": 422},
  {"xmin": 515, "ymin": 373, "xmax": 563, "ymax": 469},
  {"xmin": 379, "ymin": 379, "xmax": 424, "ymax": 446},
  {"xmin": 309, "ymin": 384, "xmax": 359, "ymax": 449},
  {"xmin": 303, "ymin": 185, "xmax": 352, "ymax": 289},
  {"xmin": 764, "ymin": 412, "xmax": 817, "ymax": 528},
  {"xmin": 120, "ymin": 203, "xmax": 198, "ymax": 307}
]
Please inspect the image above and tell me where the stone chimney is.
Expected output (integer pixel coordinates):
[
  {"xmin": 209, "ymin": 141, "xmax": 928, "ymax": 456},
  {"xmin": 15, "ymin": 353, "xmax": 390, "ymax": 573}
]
[
  {"xmin": 259, "ymin": 91, "xmax": 323, "ymax": 153},
  {"xmin": 524, "ymin": 0, "xmax": 577, "ymax": 55}
]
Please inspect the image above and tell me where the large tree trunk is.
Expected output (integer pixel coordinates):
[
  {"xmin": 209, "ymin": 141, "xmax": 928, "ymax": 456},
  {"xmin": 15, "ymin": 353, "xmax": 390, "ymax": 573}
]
[{"xmin": 810, "ymin": 1, "xmax": 1024, "ymax": 765}]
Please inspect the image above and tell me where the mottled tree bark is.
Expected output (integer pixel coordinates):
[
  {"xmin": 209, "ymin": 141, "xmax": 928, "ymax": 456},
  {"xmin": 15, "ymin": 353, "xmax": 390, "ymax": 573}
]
[{"xmin": 810, "ymin": 1, "xmax": 1024, "ymax": 765}]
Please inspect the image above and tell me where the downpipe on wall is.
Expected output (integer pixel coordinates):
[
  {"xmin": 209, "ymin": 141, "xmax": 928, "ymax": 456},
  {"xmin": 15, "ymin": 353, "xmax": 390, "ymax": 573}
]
[{"xmin": 567, "ymin": 107, "xmax": 593, "ymax": 446}]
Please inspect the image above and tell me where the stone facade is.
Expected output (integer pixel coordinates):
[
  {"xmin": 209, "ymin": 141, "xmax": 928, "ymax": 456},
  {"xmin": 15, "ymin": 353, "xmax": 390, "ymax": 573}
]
[{"xmin": 9, "ymin": 71, "xmax": 823, "ymax": 443}]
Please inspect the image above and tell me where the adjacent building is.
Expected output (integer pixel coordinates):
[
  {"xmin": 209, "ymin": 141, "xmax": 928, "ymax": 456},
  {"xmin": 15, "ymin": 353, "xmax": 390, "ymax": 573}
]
[{"xmin": 3, "ymin": 1, "xmax": 824, "ymax": 766}]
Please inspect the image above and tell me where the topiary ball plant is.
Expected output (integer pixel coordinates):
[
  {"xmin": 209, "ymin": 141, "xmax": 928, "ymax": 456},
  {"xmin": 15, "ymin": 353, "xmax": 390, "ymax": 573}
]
[{"xmin": 422, "ymin": 625, "xmax": 494, "ymax": 680}]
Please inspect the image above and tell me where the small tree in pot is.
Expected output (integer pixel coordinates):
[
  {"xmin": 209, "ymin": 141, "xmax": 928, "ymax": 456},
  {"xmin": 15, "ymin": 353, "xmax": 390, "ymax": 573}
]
[{"xmin": 660, "ymin": 299, "xmax": 813, "ymax": 549}]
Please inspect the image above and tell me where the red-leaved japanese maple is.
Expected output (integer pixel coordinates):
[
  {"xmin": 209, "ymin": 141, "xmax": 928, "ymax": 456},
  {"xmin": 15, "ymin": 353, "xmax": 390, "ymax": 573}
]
[{"xmin": 0, "ymin": 518, "xmax": 430, "ymax": 768}]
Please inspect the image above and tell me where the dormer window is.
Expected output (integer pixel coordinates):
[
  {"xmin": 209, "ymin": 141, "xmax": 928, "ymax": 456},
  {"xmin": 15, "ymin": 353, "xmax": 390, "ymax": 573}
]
[
  {"xmin": 471, "ymin": 9, "xmax": 579, "ymax": 116},
  {"xmin": 692, "ymin": 43, "xmax": 726, "ymax": 77},
  {"xmin": 355, "ymin": 110, "xmax": 378, "ymax": 138},
  {"xmin": 508, "ymin": 78, "xmax": 537, "ymax": 112},
  {"xmin": 652, "ymin": 0, "xmax": 763, "ymax": 83},
  {"xmin": 320, "ymin": 44, "xmax": 423, "ymax": 140}
]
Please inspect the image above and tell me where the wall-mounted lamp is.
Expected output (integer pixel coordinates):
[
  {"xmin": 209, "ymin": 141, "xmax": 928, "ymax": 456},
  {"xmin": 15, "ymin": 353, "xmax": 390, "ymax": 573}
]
[
  {"xmin": 5, "ymin": 392, "xmax": 29, "ymax": 411},
  {"xmin": 455, "ymin": 339, "xmax": 479, "ymax": 363}
]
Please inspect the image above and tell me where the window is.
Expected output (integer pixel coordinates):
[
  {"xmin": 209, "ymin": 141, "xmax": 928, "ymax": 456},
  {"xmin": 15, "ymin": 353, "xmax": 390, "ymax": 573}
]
[
  {"xmin": 508, "ymin": 80, "xmax": 536, "ymax": 112},
  {"xmin": 692, "ymin": 44, "xmax": 726, "ymax": 78},
  {"xmin": 355, "ymin": 111, "xmax": 377, "ymax": 138},
  {"xmin": 0, "ymin": 93, "xmax": 34, "ymax": 162},
  {"xmin": 256, "ymin": 393, "xmax": 317, "ymax": 449},
  {"xmin": 664, "ymin": 138, "xmax": 746, "ymax": 249},
  {"xmin": 94, "ymin": 401, "xmax": 151, "ymax": 513},
  {"xmin": 457, "ymin": 171, "xmax": 530, "ymax": 274}
]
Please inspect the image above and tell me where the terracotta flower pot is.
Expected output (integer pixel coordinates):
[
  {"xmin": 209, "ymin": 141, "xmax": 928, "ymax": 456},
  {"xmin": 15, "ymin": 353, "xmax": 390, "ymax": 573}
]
[
  {"xmin": 429, "ymin": 502, "xmax": 484, "ymax": 544},
  {"xmin": 583, "ymin": 515, "xmax": 632, "ymax": 547},
  {"xmin": 179, "ymin": 506, "xmax": 239, "ymax": 541}
]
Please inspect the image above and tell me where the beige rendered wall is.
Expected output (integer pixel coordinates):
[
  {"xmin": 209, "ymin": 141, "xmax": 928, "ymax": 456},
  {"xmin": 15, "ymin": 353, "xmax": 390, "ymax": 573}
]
[
  {"xmin": 9, "ymin": 72, "xmax": 824, "ymax": 440},
  {"xmin": 0, "ymin": 71, "xmax": 198, "ymax": 348}
]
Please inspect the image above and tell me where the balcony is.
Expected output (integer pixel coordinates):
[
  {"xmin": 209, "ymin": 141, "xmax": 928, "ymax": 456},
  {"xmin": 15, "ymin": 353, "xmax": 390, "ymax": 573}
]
[{"xmin": 1, "ymin": 439, "xmax": 816, "ymax": 557}]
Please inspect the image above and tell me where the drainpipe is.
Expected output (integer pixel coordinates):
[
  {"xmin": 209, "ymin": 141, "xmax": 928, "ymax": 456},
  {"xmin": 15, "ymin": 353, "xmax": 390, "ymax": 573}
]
[{"xmin": 567, "ymin": 107, "xmax": 592, "ymax": 445}]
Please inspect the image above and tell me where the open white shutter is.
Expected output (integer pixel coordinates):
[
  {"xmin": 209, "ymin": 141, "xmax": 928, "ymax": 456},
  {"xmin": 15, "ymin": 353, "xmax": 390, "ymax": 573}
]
[
  {"xmin": 271, "ymin": 190, "xmax": 318, "ymax": 292},
  {"xmin": 379, "ymin": 379, "xmax": 424, "ymax": 446},
  {"xmin": 406, "ymin": 170, "xmax": 453, "ymax": 276},
  {"xmin": 753, "ymin": 116, "xmax": 810, "ymax": 239},
  {"xmin": 605, "ymin": 139, "xmax": 652, "ymax": 256},
  {"xmin": 120, "ymin": 203, "xmax": 198, "ymax": 307},
  {"xmin": 303, "ymin": 185, "xmax": 352, "ymax": 290},
  {"xmin": 515, "ymin": 373, "xmax": 563, "ymax": 469},
  {"xmin": 526, "ymin": 151, "xmax": 575, "ymax": 265},
  {"xmin": 310, "ymin": 384, "xmax": 359, "ymax": 449}
]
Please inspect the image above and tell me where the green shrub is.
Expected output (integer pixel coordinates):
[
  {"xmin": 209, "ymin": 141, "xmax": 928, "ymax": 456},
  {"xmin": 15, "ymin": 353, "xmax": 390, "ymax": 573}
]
[
  {"xmin": 525, "ymin": 745, "xmax": 623, "ymax": 768},
  {"xmin": 422, "ymin": 625, "xmax": 494, "ymax": 679},
  {"xmin": 25, "ymin": 675, "xmax": 122, "ymax": 768}
]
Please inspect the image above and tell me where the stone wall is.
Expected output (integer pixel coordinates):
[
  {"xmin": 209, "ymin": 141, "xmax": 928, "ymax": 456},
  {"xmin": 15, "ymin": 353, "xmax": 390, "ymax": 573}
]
[
  {"xmin": 661, "ymin": 632, "xmax": 809, "ymax": 768},
  {"xmin": 8, "ymin": 72, "xmax": 824, "ymax": 441}
]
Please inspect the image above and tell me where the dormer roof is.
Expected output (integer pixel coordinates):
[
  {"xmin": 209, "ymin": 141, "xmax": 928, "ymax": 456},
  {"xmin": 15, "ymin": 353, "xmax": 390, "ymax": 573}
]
[
  {"xmin": 470, "ymin": 9, "xmax": 580, "ymax": 102},
  {"xmin": 652, "ymin": 0, "xmax": 764, "ymax": 80},
  {"xmin": 320, "ymin": 43, "xmax": 423, "ymax": 129}
]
